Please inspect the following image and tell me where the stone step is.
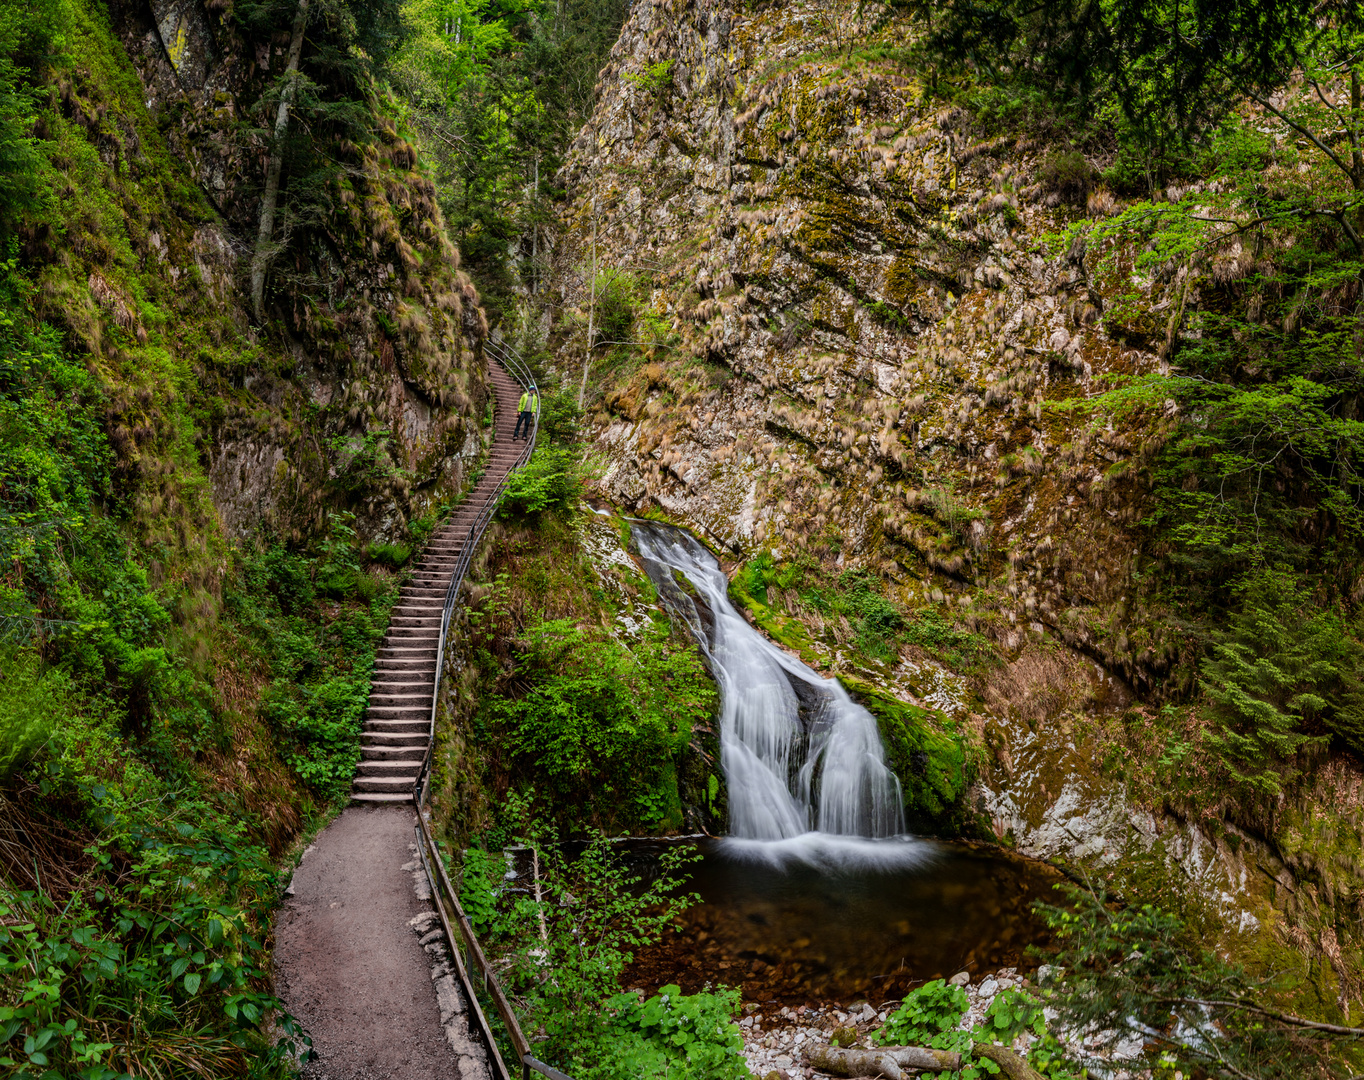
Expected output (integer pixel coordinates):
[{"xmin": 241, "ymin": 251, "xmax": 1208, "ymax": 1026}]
[
  {"xmin": 365, "ymin": 698, "xmax": 428, "ymax": 714},
  {"xmin": 368, "ymin": 694, "xmax": 434, "ymax": 709},
  {"xmin": 377, "ymin": 645, "xmax": 437, "ymax": 658},
  {"xmin": 350, "ymin": 792, "xmax": 414, "ymax": 804},
  {"xmin": 355, "ymin": 760, "xmax": 423, "ymax": 775},
  {"xmin": 362, "ymin": 745, "xmax": 427, "ymax": 761},
  {"xmin": 365, "ymin": 709, "xmax": 428, "ymax": 725},
  {"xmin": 385, "ymin": 626, "xmax": 439, "ymax": 639},
  {"xmin": 353, "ymin": 773, "xmax": 420, "ymax": 793},
  {"xmin": 369, "ymin": 683, "xmax": 434, "ymax": 698},
  {"xmin": 373, "ymin": 661, "xmax": 437, "ymax": 674},
  {"xmin": 362, "ymin": 730, "xmax": 429, "ymax": 746}
]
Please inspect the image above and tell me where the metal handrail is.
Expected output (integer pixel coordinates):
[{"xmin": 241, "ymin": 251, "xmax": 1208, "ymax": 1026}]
[
  {"xmin": 405, "ymin": 333, "xmax": 569, "ymax": 1080},
  {"xmin": 414, "ymin": 334, "xmax": 539, "ymax": 807}
]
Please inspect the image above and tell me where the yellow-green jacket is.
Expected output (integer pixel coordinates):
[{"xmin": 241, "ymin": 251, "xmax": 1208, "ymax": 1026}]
[{"xmin": 518, "ymin": 390, "xmax": 539, "ymax": 412}]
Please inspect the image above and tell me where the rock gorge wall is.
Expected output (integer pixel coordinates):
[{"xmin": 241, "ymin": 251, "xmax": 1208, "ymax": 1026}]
[
  {"xmin": 38, "ymin": 0, "xmax": 488, "ymax": 558},
  {"xmin": 538, "ymin": 0, "xmax": 1364, "ymax": 1005}
]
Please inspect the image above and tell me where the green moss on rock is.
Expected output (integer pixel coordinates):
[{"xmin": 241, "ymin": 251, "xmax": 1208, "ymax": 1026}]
[{"xmin": 841, "ymin": 675, "xmax": 972, "ymax": 834}]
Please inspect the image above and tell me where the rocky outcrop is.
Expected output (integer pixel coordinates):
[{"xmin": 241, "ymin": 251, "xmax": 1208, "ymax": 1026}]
[
  {"xmin": 535, "ymin": 0, "xmax": 1364, "ymax": 1005},
  {"xmin": 43, "ymin": 0, "xmax": 490, "ymax": 547}
]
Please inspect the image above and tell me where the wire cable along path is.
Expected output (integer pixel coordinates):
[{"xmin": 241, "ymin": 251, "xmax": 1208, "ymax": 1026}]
[{"xmin": 276, "ymin": 341, "xmax": 566, "ymax": 1080}]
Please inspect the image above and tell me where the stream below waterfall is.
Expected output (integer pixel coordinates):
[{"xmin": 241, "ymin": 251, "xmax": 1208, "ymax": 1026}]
[{"xmin": 616, "ymin": 520, "xmax": 1060, "ymax": 1001}]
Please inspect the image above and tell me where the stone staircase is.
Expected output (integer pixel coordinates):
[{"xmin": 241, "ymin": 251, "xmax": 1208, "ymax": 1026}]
[{"xmin": 351, "ymin": 362, "xmax": 529, "ymax": 803}]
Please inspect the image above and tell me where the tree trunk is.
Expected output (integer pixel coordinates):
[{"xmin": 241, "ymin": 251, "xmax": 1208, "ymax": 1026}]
[
  {"xmin": 1352, "ymin": 65, "xmax": 1363, "ymax": 192},
  {"xmin": 250, "ymin": 0, "xmax": 309, "ymax": 323},
  {"xmin": 973, "ymin": 1043, "xmax": 1047, "ymax": 1080},
  {"xmin": 578, "ymin": 198, "xmax": 597, "ymax": 408},
  {"xmin": 805, "ymin": 1043, "xmax": 961, "ymax": 1078}
]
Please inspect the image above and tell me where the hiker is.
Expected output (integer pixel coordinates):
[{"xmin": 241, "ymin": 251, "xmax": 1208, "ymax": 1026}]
[{"xmin": 513, "ymin": 384, "xmax": 538, "ymax": 440}]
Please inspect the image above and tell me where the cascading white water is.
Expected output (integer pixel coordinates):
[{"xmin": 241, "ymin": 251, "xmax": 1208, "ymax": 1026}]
[{"xmin": 633, "ymin": 523, "xmax": 906, "ymax": 842}]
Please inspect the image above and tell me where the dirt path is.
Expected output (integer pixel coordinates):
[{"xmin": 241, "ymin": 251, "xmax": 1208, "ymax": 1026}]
[{"xmin": 275, "ymin": 806, "xmax": 491, "ymax": 1079}]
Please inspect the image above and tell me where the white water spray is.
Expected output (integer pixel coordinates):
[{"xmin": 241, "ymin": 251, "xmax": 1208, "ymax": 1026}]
[{"xmin": 633, "ymin": 523, "xmax": 906, "ymax": 841}]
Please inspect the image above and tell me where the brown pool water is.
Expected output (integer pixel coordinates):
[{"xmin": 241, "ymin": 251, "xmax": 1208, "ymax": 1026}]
[{"xmin": 619, "ymin": 835, "xmax": 1062, "ymax": 1004}]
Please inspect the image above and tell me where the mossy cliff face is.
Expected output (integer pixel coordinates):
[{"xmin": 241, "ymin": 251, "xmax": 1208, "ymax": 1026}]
[
  {"xmin": 34, "ymin": 0, "xmax": 487, "ymax": 554},
  {"xmin": 539, "ymin": 0, "xmax": 1364, "ymax": 1008}
]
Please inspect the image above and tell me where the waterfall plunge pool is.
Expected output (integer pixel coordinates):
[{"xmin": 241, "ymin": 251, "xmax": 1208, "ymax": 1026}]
[
  {"xmin": 616, "ymin": 835, "xmax": 1062, "ymax": 1005},
  {"xmin": 617, "ymin": 518, "xmax": 1060, "ymax": 1003}
]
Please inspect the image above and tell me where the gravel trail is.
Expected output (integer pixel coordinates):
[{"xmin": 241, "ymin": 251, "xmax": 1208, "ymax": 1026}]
[{"xmin": 275, "ymin": 805, "xmax": 490, "ymax": 1080}]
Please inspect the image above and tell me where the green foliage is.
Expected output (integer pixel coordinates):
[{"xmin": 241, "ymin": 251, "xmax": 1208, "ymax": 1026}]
[
  {"xmin": 1201, "ymin": 568, "xmax": 1364, "ymax": 796},
  {"xmin": 981, "ymin": 988, "xmax": 1044, "ymax": 1042},
  {"xmin": 598, "ymin": 984, "xmax": 748, "ymax": 1080},
  {"xmin": 366, "ymin": 540, "xmax": 413, "ymax": 567},
  {"xmin": 230, "ymin": 533, "xmax": 396, "ymax": 803},
  {"xmin": 392, "ymin": 0, "xmax": 632, "ymax": 310},
  {"xmin": 875, "ymin": 979, "xmax": 968, "ymax": 1045},
  {"xmin": 0, "ymin": 784, "xmax": 306, "ymax": 1079},
  {"xmin": 499, "ymin": 444, "xmax": 584, "ymax": 517},
  {"xmin": 0, "ymin": 0, "xmax": 60, "ymax": 233},
  {"xmin": 536, "ymin": 386, "xmax": 583, "ymax": 445},
  {"xmin": 900, "ymin": 607, "xmax": 995, "ymax": 671},
  {"xmin": 488, "ymin": 621, "xmax": 714, "ymax": 829},
  {"xmin": 621, "ymin": 59, "xmax": 675, "ymax": 96},
  {"xmin": 918, "ymin": 1, "xmax": 1324, "ymax": 160},
  {"xmin": 0, "ymin": 649, "xmax": 64, "ymax": 782},
  {"xmin": 592, "ymin": 271, "xmax": 640, "ymax": 348},
  {"xmin": 1034, "ymin": 884, "xmax": 1357, "ymax": 1078},
  {"xmin": 455, "ymin": 845, "xmax": 504, "ymax": 936},
  {"xmin": 469, "ymin": 816, "xmax": 743, "ymax": 1080}
]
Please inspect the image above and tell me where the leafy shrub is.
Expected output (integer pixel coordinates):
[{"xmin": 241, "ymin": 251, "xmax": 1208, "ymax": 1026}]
[
  {"xmin": 592, "ymin": 272, "xmax": 638, "ymax": 348},
  {"xmin": 0, "ymin": 803, "xmax": 306, "ymax": 1078},
  {"xmin": 621, "ymin": 59, "xmax": 674, "ymax": 97},
  {"xmin": 456, "ymin": 846, "xmax": 504, "ymax": 936},
  {"xmin": 538, "ymin": 387, "xmax": 583, "ymax": 445},
  {"xmin": 489, "ymin": 621, "xmax": 714, "ymax": 829},
  {"xmin": 1037, "ymin": 150, "xmax": 1095, "ymax": 204},
  {"xmin": 475, "ymin": 816, "xmax": 737, "ymax": 1080},
  {"xmin": 1201, "ymin": 568, "xmax": 1364, "ymax": 795},
  {"xmin": 875, "ymin": 978, "xmax": 968, "ymax": 1045},
  {"xmin": 1035, "ymin": 884, "xmax": 1355, "ymax": 1078},
  {"xmin": 500, "ymin": 445, "xmax": 584, "ymax": 518},
  {"xmin": 0, "ymin": 648, "xmax": 63, "ymax": 782},
  {"xmin": 366, "ymin": 541, "xmax": 412, "ymax": 567},
  {"xmin": 599, "ymin": 984, "xmax": 748, "ymax": 1080},
  {"xmin": 981, "ymin": 988, "xmax": 1044, "ymax": 1042}
]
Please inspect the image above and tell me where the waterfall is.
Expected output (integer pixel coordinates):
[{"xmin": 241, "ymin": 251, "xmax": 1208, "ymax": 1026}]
[{"xmin": 632, "ymin": 522, "xmax": 906, "ymax": 841}]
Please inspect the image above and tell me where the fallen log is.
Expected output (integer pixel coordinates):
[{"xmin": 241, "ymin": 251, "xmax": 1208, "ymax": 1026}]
[
  {"xmin": 973, "ymin": 1043, "xmax": 1047, "ymax": 1080},
  {"xmin": 805, "ymin": 1043, "xmax": 961, "ymax": 1078}
]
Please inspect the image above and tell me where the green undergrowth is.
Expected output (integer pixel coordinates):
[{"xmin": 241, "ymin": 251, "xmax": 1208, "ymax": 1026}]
[
  {"xmin": 454, "ymin": 814, "xmax": 746, "ymax": 1079},
  {"xmin": 482, "ymin": 618, "xmax": 713, "ymax": 831},
  {"xmin": 226, "ymin": 517, "xmax": 400, "ymax": 805},
  {"xmin": 0, "ymin": 95, "xmax": 401, "ymax": 1077}
]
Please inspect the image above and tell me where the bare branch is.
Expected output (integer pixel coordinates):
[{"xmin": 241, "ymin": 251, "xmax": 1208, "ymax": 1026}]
[{"xmin": 1245, "ymin": 90, "xmax": 1359, "ymax": 187}]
